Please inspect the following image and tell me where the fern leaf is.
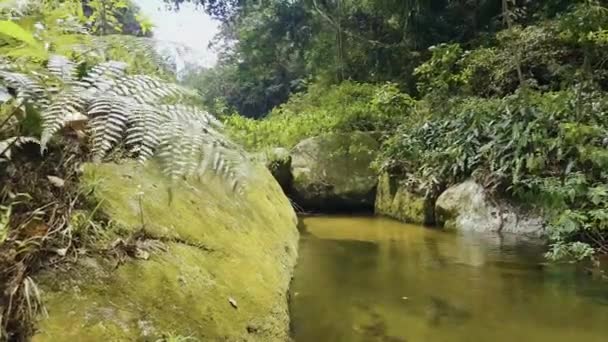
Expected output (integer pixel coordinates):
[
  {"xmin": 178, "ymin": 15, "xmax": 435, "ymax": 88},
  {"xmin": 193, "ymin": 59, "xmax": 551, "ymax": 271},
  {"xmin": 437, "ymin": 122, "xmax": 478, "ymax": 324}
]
[
  {"xmin": 106, "ymin": 75, "xmax": 195, "ymax": 104},
  {"xmin": 0, "ymin": 70, "xmax": 47, "ymax": 104},
  {"xmin": 0, "ymin": 136, "xmax": 39, "ymax": 161},
  {"xmin": 40, "ymin": 89, "xmax": 89, "ymax": 150},
  {"xmin": 161, "ymin": 104, "xmax": 222, "ymax": 128},
  {"xmin": 155, "ymin": 120, "xmax": 190, "ymax": 180},
  {"xmin": 47, "ymin": 55, "xmax": 78, "ymax": 84},
  {"xmin": 87, "ymin": 95, "xmax": 132, "ymax": 161},
  {"xmin": 92, "ymin": 35, "xmax": 175, "ymax": 73},
  {"xmin": 1, "ymin": 54, "xmax": 248, "ymax": 192},
  {"xmin": 124, "ymin": 104, "xmax": 166, "ymax": 162},
  {"xmin": 80, "ymin": 61, "xmax": 128, "ymax": 91}
]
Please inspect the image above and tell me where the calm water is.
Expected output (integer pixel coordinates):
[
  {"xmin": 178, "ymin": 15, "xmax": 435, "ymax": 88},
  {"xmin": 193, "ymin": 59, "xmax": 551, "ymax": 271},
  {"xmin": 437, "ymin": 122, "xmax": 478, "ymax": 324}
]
[{"xmin": 290, "ymin": 216, "xmax": 608, "ymax": 342}]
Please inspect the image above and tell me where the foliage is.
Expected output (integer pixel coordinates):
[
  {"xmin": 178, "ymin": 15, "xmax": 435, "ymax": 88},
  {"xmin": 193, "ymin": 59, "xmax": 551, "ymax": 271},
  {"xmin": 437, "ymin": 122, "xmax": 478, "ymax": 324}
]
[
  {"xmin": 0, "ymin": 1, "xmax": 249, "ymax": 340},
  {"xmin": 177, "ymin": 0, "xmax": 509, "ymax": 118},
  {"xmin": 174, "ymin": 0, "xmax": 608, "ymax": 262},
  {"xmin": 0, "ymin": 19, "xmax": 41, "ymax": 47},
  {"xmin": 84, "ymin": 0, "xmax": 130, "ymax": 35},
  {"xmin": 225, "ymin": 81, "xmax": 415, "ymax": 150},
  {"xmin": 378, "ymin": 88, "xmax": 608, "ymax": 260},
  {"xmin": 1, "ymin": 55, "xmax": 247, "ymax": 190},
  {"xmin": 0, "ymin": 1, "xmax": 249, "ymax": 190}
]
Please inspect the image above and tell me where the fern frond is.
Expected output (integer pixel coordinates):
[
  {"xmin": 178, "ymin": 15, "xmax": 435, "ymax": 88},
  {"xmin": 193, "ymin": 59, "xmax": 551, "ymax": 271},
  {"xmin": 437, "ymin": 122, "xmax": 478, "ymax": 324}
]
[
  {"xmin": 109, "ymin": 75, "xmax": 193, "ymax": 104},
  {"xmin": 124, "ymin": 104, "xmax": 165, "ymax": 162},
  {"xmin": 0, "ymin": 136, "xmax": 39, "ymax": 161},
  {"xmin": 47, "ymin": 55, "xmax": 78, "ymax": 84},
  {"xmin": 205, "ymin": 142, "xmax": 248, "ymax": 193},
  {"xmin": 80, "ymin": 61, "xmax": 128, "ymax": 91},
  {"xmin": 87, "ymin": 95, "xmax": 132, "ymax": 161},
  {"xmin": 155, "ymin": 120, "xmax": 190, "ymax": 180},
  {"xmin": 40, "ymin": 89, "xmax": 89, "ymax": 149},
  {"xmin": 3, "ymin": 54, "xmax": 248, "ymax": 192},
  {"xmin": 161, "ymin": 104, "xmax": 223, "ymax": 128},
  {"xmin": 92, "ymin": 35, "xmax": 175, "ymax": 74},
  {"xmin": 154, "ymin": 118, "xmax": 248, "ymax": 191},
  {"xmin": 0, "ymin": 70, "xmax": 47, "ymax": 104}
]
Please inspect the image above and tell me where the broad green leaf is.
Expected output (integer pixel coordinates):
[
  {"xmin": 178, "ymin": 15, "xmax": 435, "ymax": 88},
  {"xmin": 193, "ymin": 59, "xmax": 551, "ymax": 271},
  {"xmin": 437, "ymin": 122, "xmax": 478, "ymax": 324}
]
[{"xmin": 0, "ymin": 20, "xmax": 40, "ymax": 47}]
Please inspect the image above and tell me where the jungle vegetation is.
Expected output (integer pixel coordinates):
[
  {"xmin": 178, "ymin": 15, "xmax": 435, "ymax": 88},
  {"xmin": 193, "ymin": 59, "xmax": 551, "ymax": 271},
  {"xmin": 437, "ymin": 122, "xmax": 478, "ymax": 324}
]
[{"xmin": 174, "ymin": 0, "xmax": 608, "ymax": 262}]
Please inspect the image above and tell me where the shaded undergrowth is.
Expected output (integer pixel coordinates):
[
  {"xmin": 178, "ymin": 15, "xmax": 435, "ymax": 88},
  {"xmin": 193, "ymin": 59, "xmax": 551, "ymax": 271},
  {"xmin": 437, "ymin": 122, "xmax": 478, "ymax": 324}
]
[{"xmin": 0, "ymin": 139, "xmax": 92, "ymax": 340}]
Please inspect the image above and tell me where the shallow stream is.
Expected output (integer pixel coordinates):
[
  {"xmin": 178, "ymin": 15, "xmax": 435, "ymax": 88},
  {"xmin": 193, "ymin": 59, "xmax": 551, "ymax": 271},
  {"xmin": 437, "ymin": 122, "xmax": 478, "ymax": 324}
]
[{"xmin": 290, "ymin": 216, "xmax": 608, "ymax": 342}]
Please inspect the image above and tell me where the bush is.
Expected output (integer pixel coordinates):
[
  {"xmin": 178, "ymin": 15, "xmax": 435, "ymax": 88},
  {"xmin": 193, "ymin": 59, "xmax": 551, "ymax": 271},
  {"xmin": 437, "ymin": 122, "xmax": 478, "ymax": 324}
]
[
  {"xmin": 225, "ymin": 81, "xmax": 416, "ymax": 150},
  {"xmin": 377, "ymin": 88, "xmax": 608, "ymax": 260}
]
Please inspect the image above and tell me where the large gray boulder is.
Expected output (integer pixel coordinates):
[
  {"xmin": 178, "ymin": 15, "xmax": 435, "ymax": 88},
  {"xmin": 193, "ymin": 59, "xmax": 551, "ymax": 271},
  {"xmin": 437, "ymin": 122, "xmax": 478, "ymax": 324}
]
[
  {"xmin": 435, "ymin": 180, "xmax": 546, "ymax": 238},
  {"xmin": 290, "ymin": 132, "xmax": 379, "ymax": 211}
]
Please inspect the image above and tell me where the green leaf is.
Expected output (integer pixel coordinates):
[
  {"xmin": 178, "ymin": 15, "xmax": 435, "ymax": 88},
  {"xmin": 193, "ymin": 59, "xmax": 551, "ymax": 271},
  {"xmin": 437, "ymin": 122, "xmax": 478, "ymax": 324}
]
[{"xmin": 0, "ymin": 20, "xmax": 40, "ymax": 47}]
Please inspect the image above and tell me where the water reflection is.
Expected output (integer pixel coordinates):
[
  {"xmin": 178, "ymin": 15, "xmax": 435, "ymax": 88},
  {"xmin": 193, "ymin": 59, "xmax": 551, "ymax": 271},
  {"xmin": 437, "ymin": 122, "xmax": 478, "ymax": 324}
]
[{"xmin": 290, "ymin": 216, "xmax": 608, "ymax": 342}]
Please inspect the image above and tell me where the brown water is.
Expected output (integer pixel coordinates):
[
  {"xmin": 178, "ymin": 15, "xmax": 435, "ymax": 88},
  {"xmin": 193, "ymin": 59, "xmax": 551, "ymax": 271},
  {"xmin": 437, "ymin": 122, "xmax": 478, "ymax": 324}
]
[{"xmin": 290, "ymin": 216, "xmax": 608, "ymax": 342}]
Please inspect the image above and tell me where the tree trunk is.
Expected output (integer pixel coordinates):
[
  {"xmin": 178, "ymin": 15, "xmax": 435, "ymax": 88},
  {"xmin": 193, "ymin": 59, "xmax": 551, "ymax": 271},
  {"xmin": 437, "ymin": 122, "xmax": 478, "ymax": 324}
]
[{"xmin": 502, "ymin": 0, "xmax": 525, "ymax": 87}]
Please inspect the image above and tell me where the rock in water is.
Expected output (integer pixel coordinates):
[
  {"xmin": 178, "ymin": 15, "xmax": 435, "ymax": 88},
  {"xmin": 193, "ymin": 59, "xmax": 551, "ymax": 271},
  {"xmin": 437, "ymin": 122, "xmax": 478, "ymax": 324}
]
[
  {"xmin": 435, "ymin": 179, "xmax": 546, "ymax": 237},
  {"xmin": 375, "ymin": 172, "xmax": 435, "ymax": 225},
  {"xmin": 290, "ymin": 132, "xmax": 379, "ymax": 211}
]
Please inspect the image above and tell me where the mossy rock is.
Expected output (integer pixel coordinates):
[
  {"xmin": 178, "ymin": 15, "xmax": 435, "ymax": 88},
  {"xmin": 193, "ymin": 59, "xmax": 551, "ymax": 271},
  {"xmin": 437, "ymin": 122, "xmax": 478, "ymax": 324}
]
[
  {"xmin": 290, "ymin": 132, "xmax": 379, "ymax": 211},
  {"xmin": 34, "ymin": 161, "xmax": 299, "ymax": 341},
  {"xmin": 374, "ymin": 173, "xmax": 435, "ymax": 225}
]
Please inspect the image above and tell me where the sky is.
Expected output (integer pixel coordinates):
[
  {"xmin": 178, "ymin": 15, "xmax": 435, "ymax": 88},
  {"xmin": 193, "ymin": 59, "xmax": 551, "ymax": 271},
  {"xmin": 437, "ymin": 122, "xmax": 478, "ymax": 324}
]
[{"xmin": 133, "ymin": 0, "xmax": 220, "ymax": 69}]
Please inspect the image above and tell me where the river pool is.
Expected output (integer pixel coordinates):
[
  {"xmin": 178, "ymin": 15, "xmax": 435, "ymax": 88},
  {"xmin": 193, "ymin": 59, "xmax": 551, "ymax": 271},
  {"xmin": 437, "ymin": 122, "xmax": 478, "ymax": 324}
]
[{"xmin": 290, "ymin": 216, "xmax": 608, "ymax": 342}]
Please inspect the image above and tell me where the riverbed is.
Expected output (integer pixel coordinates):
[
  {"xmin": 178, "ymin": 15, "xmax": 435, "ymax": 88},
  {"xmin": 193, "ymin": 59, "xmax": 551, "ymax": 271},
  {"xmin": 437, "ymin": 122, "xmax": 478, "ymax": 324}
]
[{"xmin": 290, "ymin": 216, "xmax": 608, "ymax": 342}]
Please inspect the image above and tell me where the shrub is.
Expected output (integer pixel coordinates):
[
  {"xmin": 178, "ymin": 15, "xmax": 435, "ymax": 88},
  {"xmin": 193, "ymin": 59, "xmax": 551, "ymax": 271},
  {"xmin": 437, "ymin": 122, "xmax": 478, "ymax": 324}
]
[
  {"xmin": 225, "ymin": 81, "xmax": 416, "ymax": 150},
  {"xmin": 377, "ymin": 88, "xmax": 608, "ymax": 260}
]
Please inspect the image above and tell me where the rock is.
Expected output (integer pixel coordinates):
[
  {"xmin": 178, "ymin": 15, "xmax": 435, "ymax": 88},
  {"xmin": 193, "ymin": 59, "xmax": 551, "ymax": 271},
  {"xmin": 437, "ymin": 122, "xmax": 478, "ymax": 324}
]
[
  {"xmin": 33, "ymin": 161, "xmax": 299, "ymax": 341},
  {"xmin": 254, "ymin": 147, "xmax": 293, "ymax": 192},
  {"xmin": 375, "ymin": 172, "xmax": 435, "ymax": 225},
  {"xmin": 435, "ymin": 180, "xmax": 546, "ymax": 237},
  {"xmin": 290, "ymin": 132, "xmax": 379, "ymax": 211}
]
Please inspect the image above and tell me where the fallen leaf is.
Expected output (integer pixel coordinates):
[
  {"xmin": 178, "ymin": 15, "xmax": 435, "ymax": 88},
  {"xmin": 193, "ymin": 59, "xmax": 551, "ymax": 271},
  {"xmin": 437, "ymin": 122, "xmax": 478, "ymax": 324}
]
[
  {"xmin": 228, "ymin": 297, "xmax": 238, "ymax": 309},
  {"xmin": 47, "ymin": 175, "xmax": 65, "ymax": 188}
]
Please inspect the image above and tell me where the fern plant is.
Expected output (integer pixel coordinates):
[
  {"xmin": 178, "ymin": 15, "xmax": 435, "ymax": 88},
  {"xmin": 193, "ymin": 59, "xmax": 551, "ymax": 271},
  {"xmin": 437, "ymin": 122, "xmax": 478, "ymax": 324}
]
[{"xmin": 0, "ymin": 54, "xmax": 248, "ymax": 192}]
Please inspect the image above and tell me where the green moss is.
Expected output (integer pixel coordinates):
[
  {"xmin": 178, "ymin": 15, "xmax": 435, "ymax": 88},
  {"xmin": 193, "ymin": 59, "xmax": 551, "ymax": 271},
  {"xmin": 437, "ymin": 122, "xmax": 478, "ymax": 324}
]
[
  {"xmin": 375, "ymin": 173, "xmax": 434, "ymax": 225},
  {"xmin": 34, "ymin": 161, "xmax": 299, "ymax": 341}
]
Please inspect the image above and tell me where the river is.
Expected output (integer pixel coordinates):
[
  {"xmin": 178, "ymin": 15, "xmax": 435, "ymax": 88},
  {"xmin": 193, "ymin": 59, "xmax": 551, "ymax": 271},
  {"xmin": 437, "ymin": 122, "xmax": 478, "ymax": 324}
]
[{"xmin": 290, "ymin": 215, "xmax": 608, "ymax": 342}]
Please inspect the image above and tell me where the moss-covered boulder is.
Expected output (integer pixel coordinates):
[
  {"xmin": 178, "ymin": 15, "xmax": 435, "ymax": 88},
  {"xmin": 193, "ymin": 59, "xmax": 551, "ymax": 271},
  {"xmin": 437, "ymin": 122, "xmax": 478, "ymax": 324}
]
[
  {"xmin": 34, "ymin": 161, "xmax": 299, "ymax": 341},
  {"xmin": 435, "ymin": 180, "xmax": 546, "ymax": 237},
  {"xmin": 290, "ymin": 132, "xmax": 379, "ymax": 211},
  {"xmin": 374, "ymin": 173, "xmax": 435, "ymax": 225}
]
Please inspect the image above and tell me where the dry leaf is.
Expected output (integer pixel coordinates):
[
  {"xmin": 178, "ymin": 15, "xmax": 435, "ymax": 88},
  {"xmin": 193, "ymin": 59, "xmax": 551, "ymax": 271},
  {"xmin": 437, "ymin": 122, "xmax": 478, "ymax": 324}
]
[
  {"xmin": 47, "ymin": 175, "xmax": 65, "ymax": 188},
  {"xmin": 228, "ymin": 297, "xmax": 238, "ymax": 309}
]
